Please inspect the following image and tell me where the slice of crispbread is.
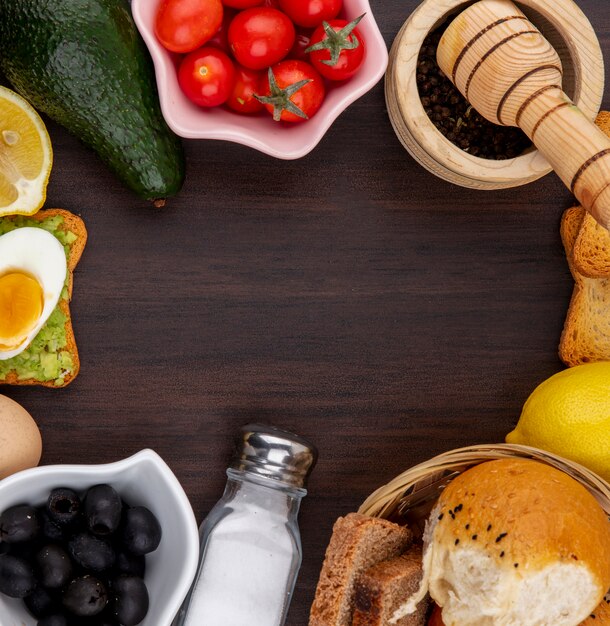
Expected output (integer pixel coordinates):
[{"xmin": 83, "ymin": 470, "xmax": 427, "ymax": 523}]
[
  {"xmin": 309, "ymin": 513, "xmax": 413, "ymax": 626},
  {"xmin": 559, "ymin": 205, "xmax": 610, "ymax": 366},
  {"xmin": 0, "ymin": 209, "xmax": 87, "ymax": 388},
  {"xmin": 572, "ymin": 112, "xmax": 610, "ymax": 278}
]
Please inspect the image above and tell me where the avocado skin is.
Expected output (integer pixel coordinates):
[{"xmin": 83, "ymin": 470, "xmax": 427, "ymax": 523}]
[{"xmin": 0, "ymin": 0, "xmax": 185, "ymax": 201}]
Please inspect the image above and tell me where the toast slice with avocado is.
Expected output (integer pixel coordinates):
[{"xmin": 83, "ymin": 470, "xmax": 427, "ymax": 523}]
[
  {"xmin": 0, "ymin": 209, "xmax": 87, "ymax": 387},
  {"xmin": 559, "ymin": 205, "xmax": 610, "ymax": 366}
]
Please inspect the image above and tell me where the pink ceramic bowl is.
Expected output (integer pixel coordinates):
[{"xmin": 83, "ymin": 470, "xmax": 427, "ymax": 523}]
[{"xmin": 132, "ymin": 0, "xmax": 388, "ymax": 159}]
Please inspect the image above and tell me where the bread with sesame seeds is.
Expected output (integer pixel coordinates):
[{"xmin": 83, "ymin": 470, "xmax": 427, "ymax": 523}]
[
  {"xmin": 391, "ymin": 458, "xmax": 610, "ymax": 626},
  {"xmin": 580, "ymin": 595, "xmax": 610, "ymax": 625}
]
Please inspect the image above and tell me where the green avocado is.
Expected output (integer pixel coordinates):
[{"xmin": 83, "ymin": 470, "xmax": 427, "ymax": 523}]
[
  {"xmin": 0, "ymin": 0, "xmax": 185, "ymax": 202},
  {"xmin": 0, "ymin": 216, "xmax": 75, "ymax": 386}
]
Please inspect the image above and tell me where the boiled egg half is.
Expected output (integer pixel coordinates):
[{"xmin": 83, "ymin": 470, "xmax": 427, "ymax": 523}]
[{"xmin": 0, "ymin": 227, "xmax": 67, "ymax": 360}]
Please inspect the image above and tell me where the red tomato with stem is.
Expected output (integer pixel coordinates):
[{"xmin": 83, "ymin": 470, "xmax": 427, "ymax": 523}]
[
  {"xmin": 178, "ymin": 47, "xmax": 236, "ymax": 107},
  {"xmin": 428, "ymin": 606, "xmax": 445, "ymax": 626},
  {"xmin": 307, "ymin": 16, "xmax": 366, "ymax": 80},
  {"xmin": 278, "ymin": 0, "xmax": 341, "ymax": 28},
  {"xmin": 227, "ymin": 66, "xmax": 265, "ymax": 114},
  {"xmin": 228, "ymin": 8, "xmax": 295, "ymax": 70},
  {"xmin": 223, "ymin": 0, "xmax": 263, "ymax": 9},
  {"xmin": 256, "ymin": 60, "xmax": 325, "ymax": 122},
  {"xmin": 155, "ymin": 0, "xmax": 223, "ymax": 53}
]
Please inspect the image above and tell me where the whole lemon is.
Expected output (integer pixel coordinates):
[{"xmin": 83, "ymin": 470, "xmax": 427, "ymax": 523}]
[{"xmin": 506, "ymin": 362, "xmax": 610, "ymax": 482}]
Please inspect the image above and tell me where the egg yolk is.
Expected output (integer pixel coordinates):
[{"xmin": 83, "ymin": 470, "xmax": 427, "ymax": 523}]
[{"xmin": 0, "ymin": 272, "xmax": 43, "ymax": 351}]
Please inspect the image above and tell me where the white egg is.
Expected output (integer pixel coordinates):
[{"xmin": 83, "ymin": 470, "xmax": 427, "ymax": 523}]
[{"xmin": 0, "ymin": 227, "xmax": 67, "ymax": 360}]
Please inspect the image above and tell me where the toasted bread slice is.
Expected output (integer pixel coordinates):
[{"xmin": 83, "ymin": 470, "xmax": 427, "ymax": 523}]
[
  {"xmin": 0, "ymin": 209, "xmax": 87, "ymax": 387},
  {"xmin": 572, "ymin": 112, "xmax": 610, "ymax": 278},
  {"xmin": 309, "ymin": 513, "xmax": 413, "ymax": 626},
  {"xmin": 353, "ymin": 545, "xmax": 429, "ymax": 626},
  {"xmin": 572, "ymin": 212, "xmax": 610, "ymax": 278},
  {"xmin": 559, "ymin": 205, "xmax": 610, "ymax": 366}
]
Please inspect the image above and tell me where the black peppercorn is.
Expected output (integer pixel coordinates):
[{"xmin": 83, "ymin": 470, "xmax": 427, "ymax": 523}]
[{"xmin": 417, "ymin": 26, "xmax": 531, "ymax": 160}]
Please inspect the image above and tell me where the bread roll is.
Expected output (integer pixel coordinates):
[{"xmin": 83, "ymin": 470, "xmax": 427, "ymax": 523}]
[{"xmin": 392, "ymin": 458, "xmax": 610, "ymax": 626}]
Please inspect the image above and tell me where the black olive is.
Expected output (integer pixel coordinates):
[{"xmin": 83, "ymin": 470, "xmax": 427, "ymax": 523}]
[
  {"xmin": 90, "ymin": 614, "xmax": 121, "ymax": 626},
  {"xmin": 36, "ymin": 544, "xmax": 74, "ymax": 589},
  {"xmin": 24, "ymin": 585, "xmax": 58, "ymax": 618},
  {"xmin": 62, "ymin": 575, "xmax": 108, "ymax": 617},
  {"xmin": 39, "ymin": 510, "xmax": 65, "ymax": 543},
  {"xmin": 37, "ymin": 615, "xmax": 69, "ymax": 626},
  {"xmin": 84, "ymin": 485, "xmax": 123, "ymax": 537},
  {"xmin": 121, "ymin": 507, "xmax": 161, "ymax": 555},
  {"xmin": 110, "ymin": 575, "xmax": 149, "ymax": 626},
  {"xmin": 0, "ymin": 505, "xmax": 41, "ymax": 543},
  {"xmin": 0, "ymin": 553, "xmax": 36, "ymax": 597},
  {"xmin": 47, "ymin": 489, "xmax": 81, "ymax": 527},
  {"xmin": 114, "ymin": 549, "xmax": 145, "ymax": 578},
  {"xmin": 69, "ymin": 533, "xmax": 115, "ymax": 572}
]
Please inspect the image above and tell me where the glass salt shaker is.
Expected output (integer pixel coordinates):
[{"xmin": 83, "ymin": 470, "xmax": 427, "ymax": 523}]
[{"xmin": 174, "ymin": 423, "xmax": 317, "ymax": 626}]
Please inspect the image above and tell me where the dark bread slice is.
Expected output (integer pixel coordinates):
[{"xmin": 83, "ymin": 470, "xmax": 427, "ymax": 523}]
[
  {"xmin": 572, "ymin": 112, "xmax": 610, "ymax": 278},
  {"xmin": 352, "ymin": 546, "xmax": 429, "ymax": 626},
  {"xmin": 309, "ymin": 513, "xmax": 413, "ymax": 626},
  {"xmin": 558, "ymin": 205, "xmax": 610, "ymax": 366},
  {"xmin": 0, "ymin": 209, "xmax": 87, "ymax": 387}
]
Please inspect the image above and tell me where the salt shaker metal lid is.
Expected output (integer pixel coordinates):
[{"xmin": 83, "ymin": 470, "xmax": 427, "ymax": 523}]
[{"xmin": 230, "ymin": 423, "xmax": 318, "ymax": 489}]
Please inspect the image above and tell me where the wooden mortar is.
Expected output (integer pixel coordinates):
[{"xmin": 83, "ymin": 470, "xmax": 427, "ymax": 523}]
[
  {"xmin": 386, "ymin": 0, "xmax": 604, "ymax": 190},
  {"xmin": 438, "ymin": 0, "xmax": 610, "ymax": 227}
]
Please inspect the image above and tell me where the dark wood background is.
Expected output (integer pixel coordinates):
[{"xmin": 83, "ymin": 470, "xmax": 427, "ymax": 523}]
[{"xmin": 4, "ymin": 1, "xmax": 609, "ymax": 623}]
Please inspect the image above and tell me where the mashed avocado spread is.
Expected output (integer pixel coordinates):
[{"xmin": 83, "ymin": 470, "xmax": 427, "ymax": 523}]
[{"xmin": 0, "ymin": 215, "xmax": 78, "ymax": 386}]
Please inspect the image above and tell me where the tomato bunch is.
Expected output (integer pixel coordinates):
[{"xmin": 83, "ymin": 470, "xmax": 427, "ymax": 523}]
[{"xmin": 155, "ymin": 0, "xmax": 367, "ymax": 123}]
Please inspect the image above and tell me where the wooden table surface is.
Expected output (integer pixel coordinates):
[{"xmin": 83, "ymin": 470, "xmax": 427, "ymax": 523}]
[{"xmin": 3, "ymin": 1, "xmax": 610, "ymax": 624}]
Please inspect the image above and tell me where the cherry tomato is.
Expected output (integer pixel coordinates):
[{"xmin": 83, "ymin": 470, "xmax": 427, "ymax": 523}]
[
  {"xmin": 178, "ymin": 47, "xmax": 236, "ymax": 107},
  {"xmin": 207, "ymin": 8, "xmax": 236, "ymax": 51},
  {"xmin": 278, "ymin": 0, "xmax": 341, "ymax": 28},
  {"xmin": 257, "ymin": 60, "xmax": 325, "ymax": 122},
  {"xmin": 307, "ymin": 17, "xmax": 365, "ymax": 80},
  {"xmin": 289, "ymin": 30, "xmax": 312, "ymax": 61},
  {"xmin": 223, "ymin": 0, "xmax": 263, "ymax": 8},
  {"xmin": 263, "ymin": 0, "xmax": 281, "ymax": 8},
  {"xmin": 227, "ymin": 66, "xmax": 265, "ymax": 114},
  {"xmin": 155, "ymin": 0, "xmax": 224, "ymax": 53},
  {"xmin": 228, "ymin": 8, "xmax": 295, "ymax": 70},
  {"xmin": 428, "ymin": 605, "xmax": 445, "ymax": 626}
]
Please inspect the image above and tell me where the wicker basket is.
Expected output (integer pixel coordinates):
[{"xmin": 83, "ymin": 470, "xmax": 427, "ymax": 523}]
[{"xmin": 358, "ymin": 444, "xmax": 610, "ymax": 537}]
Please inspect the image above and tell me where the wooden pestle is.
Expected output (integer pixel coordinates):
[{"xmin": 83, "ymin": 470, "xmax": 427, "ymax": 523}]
[{"xmin": 437, "ymin": 0, "xmax": 610, "ymax": 228}]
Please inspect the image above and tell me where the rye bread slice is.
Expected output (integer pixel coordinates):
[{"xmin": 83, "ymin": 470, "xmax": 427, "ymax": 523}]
[
  {"xmin": 353, "ymin": 545, "xmax": 429, "ymax": 626},
  {"xmin": 0, "ymin": 208, "xmax": 87, "ymax": 387},
  {"xmin": 309, "ymin": 513, "xmax": 413, "ymax": 626},
  {"xmin": 559, "ymin": 205, "xmax": 610, "ymax": 366},
  {"xmin": 572, "ymin": 112, "xmax": 610, "ymax": 278}
]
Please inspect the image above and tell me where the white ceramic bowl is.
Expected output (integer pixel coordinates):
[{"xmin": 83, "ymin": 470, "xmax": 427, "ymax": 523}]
[
  {"xmin": 132, "ymin": 0, "xmax": 389, "ymax": 159},
  {"xmin": 0, "ymin": 449, "xmax": 199, "ymax": 626}
]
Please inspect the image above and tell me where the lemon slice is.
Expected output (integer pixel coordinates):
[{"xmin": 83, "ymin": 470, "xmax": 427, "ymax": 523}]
[{"xmin": 0, "ymin": 86, "xmax": 52, "ymax": 216}]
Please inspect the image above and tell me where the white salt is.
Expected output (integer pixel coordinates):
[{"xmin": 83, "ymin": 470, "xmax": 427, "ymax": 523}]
[{"xmin": 184, "ymin": 496, "xmax": 295, "ymax": 626}]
